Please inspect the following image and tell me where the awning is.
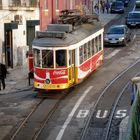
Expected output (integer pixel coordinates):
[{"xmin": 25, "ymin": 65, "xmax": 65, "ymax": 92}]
[
  {"xmin": 27, "ymin": 20, "xmax": 40, "ymax": 27},
  {"xmin": 4, "ymin": 22, "xmax": 18, "ymax": 30}
]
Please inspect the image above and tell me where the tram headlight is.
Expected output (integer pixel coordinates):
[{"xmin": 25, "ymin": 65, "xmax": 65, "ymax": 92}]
[{"xmin": 46, "ymin": 79, "xmax": 50, "ymax": 84}]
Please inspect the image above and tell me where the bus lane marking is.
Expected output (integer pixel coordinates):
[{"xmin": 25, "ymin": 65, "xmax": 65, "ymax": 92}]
[
  {"xmin": 56, "ymin": 86, "xmax": 93, "ymax": 140},
  {"xmin": 76, "ymin": 110, "xmax": 90, "ymax": 118},
  {"xmin": 95, "ymin": 109, "xmax": 127, "ymax": 119}
]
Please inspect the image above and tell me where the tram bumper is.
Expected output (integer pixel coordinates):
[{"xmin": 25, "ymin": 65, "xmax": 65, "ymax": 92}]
[{"xmin": 34, "ymin": 81, "xmax": 69, "ymax": 90}]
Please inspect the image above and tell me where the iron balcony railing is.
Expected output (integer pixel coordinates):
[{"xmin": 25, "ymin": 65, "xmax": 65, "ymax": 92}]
[{"xmin": 8, "ymin": 0, "xmax": 38, "ymax": 8}]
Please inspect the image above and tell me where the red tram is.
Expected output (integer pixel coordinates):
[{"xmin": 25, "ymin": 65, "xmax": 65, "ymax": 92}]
[{"xmin": 32, "ymin": 13, "xmax": 104, "ymax": 91}]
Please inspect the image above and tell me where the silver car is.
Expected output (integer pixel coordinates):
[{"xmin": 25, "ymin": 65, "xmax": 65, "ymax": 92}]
[{"xmin": 104, "ymin": 25, "xmax": 131, "ymax": 46}]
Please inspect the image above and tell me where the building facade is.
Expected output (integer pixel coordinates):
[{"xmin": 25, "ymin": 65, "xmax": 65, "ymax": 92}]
[
  {"xmin": 39, "ymin": 0, "xmax": 84, "ymax": 31},
  {"xmin": 0, "ymin": 0, "xmax": 40, "ymax": 68},
  {"xmin": 0, "ymin": 0, "xmax": 92, "ymax": 68}
]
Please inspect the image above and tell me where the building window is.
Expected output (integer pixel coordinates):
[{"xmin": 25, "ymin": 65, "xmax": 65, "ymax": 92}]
[
  {"xmin": 56, "ymin": 0, "xmax": 59, "ymax": 9},
  {"xmin": 0, "ymin": 0, "xmax": 2, "ymax": 9},
  {"xmin": 64, "ymin": 0, "xmax": 66, "ymax": 9},
  {"xmin": 70, "ymin": 0, "xmax": 72, "ymax": 9},
  {"xmin": 75, "ymin": 0, "xmax": 79, "ymax": 5},
  {"xmin": 45, "ymin": 0, "xmax": 48, "ymax": 9}
]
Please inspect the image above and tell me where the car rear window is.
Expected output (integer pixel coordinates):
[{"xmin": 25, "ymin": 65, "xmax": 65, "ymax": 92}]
[
  {"xmin": 128, "ymin": 13, "xmax": 140, "ymax": 18},
  {"xmin": 108, "ymin": 27, "xmax": 124, "ymax": 34},
  {"xmin": 112, "ymin": 2, "xmax": 123, "ymax": 6}
]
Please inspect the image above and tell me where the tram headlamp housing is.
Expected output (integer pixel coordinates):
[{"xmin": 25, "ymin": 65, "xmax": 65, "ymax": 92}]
[{"xmin": 46, "ymin": 79, "xmax": 50, "ymax": 84}]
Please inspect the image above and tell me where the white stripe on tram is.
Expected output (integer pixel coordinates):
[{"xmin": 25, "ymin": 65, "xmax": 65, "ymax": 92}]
[{"xmin": 55, "ymin": 86, "xmax": 93, "ymax": 140}]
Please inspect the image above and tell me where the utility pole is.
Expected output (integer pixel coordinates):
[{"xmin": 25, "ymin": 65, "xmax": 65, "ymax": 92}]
[
  {"xmin": 98, "ymin": 0, "xmax": 100, "ymax": 19},
  {"xmin": 91, "ymin": 0, "xmax": 93, "ymax": 14}
]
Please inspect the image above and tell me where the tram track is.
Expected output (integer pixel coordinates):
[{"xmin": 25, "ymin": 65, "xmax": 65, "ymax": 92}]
[
  {"xmin": 8, "ymin": 91, "xmax": 69, "ymax": 140},
  {"xmin": 80, "ymin": 59, "xmax": 140, "ymax": 140},
  {"xmin": 105, "ymin": 71, "xmax": 140, "ymax": 140}
]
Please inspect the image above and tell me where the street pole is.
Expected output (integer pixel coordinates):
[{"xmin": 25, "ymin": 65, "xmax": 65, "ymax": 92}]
[
  {"xmin": 98, "ymin": 0, "xmax": 100, "ymax": 20},
  {"xmin": 91, "ymin": 0, "xmax": 93, "ymax": 14}
]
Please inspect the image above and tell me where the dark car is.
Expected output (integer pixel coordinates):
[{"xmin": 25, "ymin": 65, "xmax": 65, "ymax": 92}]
[
  {"xmin": 116, "ymin": 0, "xmax": 129, "ymax": 6},
  {"xmin": 135, "ymin": 0, "xmax": 140, "ymax": 8},
  {"xmin": 104, "ymin": 25, "xmax": 131, "ymax": 46},
  {"xmin": 110, "ymin": 1, "xmax": 125, "ymax": 13},
  {"xmin": 125, "ymin": 11, "xmax": 140, "ymax": 28}
]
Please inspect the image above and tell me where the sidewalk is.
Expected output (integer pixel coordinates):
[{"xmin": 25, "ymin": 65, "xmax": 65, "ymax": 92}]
[
  {"xmin": 0, "ymin": 13, "xmax": 118, "ymax": 95},
  {"xmin": 0, "ymin": 66, "xmax": 33, "ymax": 95}
]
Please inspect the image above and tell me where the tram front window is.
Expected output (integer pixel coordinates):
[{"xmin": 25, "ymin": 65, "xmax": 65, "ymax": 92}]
[
  {"xmin": 56, "ymin": 50, "xmax": 66, "ymax": 67},
  {"xmin": 34, "ymin": 49, "xmax": 40, "ymax": 67},
  {"xmin": 42, "ymin": 50, "xmax": 53, "ymax": 68}
]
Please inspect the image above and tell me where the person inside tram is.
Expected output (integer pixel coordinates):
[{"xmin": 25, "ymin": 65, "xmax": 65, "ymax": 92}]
[{"xmin": 56, "ymin": 50, "xmax": 66, "ymax": 67}]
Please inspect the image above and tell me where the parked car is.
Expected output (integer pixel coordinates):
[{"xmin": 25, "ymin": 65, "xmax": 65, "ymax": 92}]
[
  {"xmin": 104, "ymin": 25, "xmax": 131, "ymax": 46},
  {"xmin": 125, "ymin": 11, "xmax": 140, "ymax": 28},
  {"xmin": 110, "ymin": 1, "xmax": 125, "ymax": 13},
  {"xmin": 116, "ymin": 0, "xmax": 129, "ymax": 6},
  {"xmin": 135, "ymin": 0, "xmax": 140, "ymax": 8}
]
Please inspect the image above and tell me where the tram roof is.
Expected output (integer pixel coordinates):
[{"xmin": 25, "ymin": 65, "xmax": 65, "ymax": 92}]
[{"xmin": 32, "ymin": 23, "xmax": 103, "ymax": 48}]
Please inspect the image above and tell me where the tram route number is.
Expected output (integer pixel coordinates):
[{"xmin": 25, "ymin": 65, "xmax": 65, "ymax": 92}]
[{"xmin": 76, "ymin": 110, "xmax": 127, "ymax": 119}]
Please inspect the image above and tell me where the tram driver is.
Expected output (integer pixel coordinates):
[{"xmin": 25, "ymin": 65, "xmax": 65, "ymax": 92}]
[{"xmin": 56, "ymin": 50, "xmax": 66, "ymax": 67}]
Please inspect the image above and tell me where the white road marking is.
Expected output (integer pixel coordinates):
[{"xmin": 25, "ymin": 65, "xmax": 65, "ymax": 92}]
[
  {"xmin": 105, "ymin": 49, "xmax": 120, "ymax": 59},
  {"xmin": 56, "ymin": 86, "xmax": 93, "ymax": 140},
  {"xmin": 95, "ymin": 109, "xmax": 128, "ymax": 119},
  {"xmin": 115, "ymin": 110, "xmax": 127, "ymax": 118},
  {"xmin": 96, "ymin": 110, "xmax": 108, "ymax": 118},
  {"xmin": 76, "ymin": 110, "xmax": 89, "ymax": 118}
]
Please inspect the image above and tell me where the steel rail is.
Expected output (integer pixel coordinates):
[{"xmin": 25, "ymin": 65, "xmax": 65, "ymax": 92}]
[
  {"xmin": 104, "ymin": 71, "xmax": 140, "ymax": 140},
  {"xmin": 33, "ymin": 93, "xmax": 68, "ymax": 140},
  {"xmin": 10, "ymin": 99, "xmax": 44, "ymax": 140},
  {"xmin": 10, "ymin": 91, "xmax": 68, "ymax": 140},
  {"xmin": 80, "ymin": 58, "xmax": 140, "ymax": 140}
]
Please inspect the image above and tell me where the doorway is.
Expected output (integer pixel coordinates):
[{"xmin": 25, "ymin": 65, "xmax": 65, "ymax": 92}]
[{"xmin": 5, "ymin": 30, "xmax": 13, "ymax": 68}]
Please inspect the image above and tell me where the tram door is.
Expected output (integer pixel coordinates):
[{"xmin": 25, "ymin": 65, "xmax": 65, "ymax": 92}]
[{"xmin": 69, "ymin": 50, "xmax": 75, "ymax": 84}]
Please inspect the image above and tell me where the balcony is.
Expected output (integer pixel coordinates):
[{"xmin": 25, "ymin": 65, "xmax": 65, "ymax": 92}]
[{"xmin": 8, "ymin": 0, "xmax": 38, "ymax": 11}]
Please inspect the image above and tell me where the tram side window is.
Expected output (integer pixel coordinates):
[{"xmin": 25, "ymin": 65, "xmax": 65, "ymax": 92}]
[
  {"xmin": 95, "ymin": 37, "xmax": 98, "ymax": 53},
  {"xmin": 99, "ymin": 35, "xmax": 102, "ymax": 51},
  {"xmin": 56, "ymin": 50, "xmax": 66, "ymax": 67},
  {"xmin": 34, "ymin": 49, "xmax": 40, "ymax": 67},
  {"xmin": 84, "ymin": 43, "xmax": 88, "ymax": 60},
  {"xmin": 92, "ymin": 39, "xmax": 95, "ymax": 55},
  {"xmin": 88, "ymin": 41, "xmax": 91, "ymax": 58},
  {"xmin": 79, "ymin": 46, "xmax": 84, "ymax": 64},
  {"xmin": 42, "ymin": 50, "xmax": 53, "ymax": 67}
]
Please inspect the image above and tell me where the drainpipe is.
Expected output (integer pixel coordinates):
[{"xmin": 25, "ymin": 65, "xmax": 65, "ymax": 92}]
[{"xmin": 52, "ymin": 0, "xmax": 54, "ymax": 23}]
